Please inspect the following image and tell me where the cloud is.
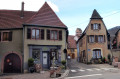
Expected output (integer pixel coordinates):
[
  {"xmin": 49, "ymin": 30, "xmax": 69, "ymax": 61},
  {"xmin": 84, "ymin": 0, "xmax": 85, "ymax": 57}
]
[{"xmin": 47, "ymin": 1, "xmax": 59, "ymax": 12}]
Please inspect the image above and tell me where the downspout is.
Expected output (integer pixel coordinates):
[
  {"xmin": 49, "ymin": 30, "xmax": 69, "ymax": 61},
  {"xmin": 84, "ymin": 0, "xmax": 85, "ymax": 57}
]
[
  {"xmin": 86, "ymin": 35, "xmax": 88, "ymax": 63},
  {"xmin": 22, "ymin": 25, "xmax": 25, "ymax": 73}
]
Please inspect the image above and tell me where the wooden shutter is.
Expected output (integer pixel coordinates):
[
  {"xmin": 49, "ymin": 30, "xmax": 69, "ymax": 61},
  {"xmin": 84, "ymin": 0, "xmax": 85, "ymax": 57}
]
[
  {"xmin": 104, "ymin": 35, "xmax": 106, "ymax": 42},
  {"xmin": 59, "ymin": 30, "xmax": 62, "ymax": 41},
  {"xmin": 91, "ymin": 24, "xmax": 93, "ymax": 30},
  {"xmin": 99, "ymin": 24, "xmax": 101, "ymax": 30},
  {"xmin": 95, "ymin": 35, "xmax": 98, "ymax": 43},
  {"xmin": 41, "ymin": 29, "xmax": 44, "ymax": 40},
  {"xmin": 27, "ymin": 28, "xmax": 31, "ymax": 39},
  {"xmin": 0, "ymin": 32, "xmax": 1, "ymax": 42},
  {"xmin": 9, "ymin": 31, "xmax": 12, "ymax": 41},
  {"xmin": 47, "ymin": 30, "xmax": 50, "ymax": 40},
  {"xmin": 87, "ymin": 35, "xmax": 89, "ymax": 43}
]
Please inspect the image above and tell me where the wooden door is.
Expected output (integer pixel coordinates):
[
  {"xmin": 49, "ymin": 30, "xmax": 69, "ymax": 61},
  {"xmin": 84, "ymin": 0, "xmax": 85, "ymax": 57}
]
[{"xmin": 4, "ymin": 53, "xmax": 21, "ymax": 73}]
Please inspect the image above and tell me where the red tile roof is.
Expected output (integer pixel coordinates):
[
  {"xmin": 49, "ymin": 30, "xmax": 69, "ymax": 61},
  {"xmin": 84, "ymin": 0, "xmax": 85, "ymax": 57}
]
[
  {"xmin": 68, "ymin": 35, "xmax": 77, "ymax": 49},
  {"xmin": 0, "ymin": 10, "xmax": 36, "ymax": 29},
  {"xmin": 26, "ymin": 2, "xmax": 66, "ymax": 28},
  {"xmin": 0, "ymin": 2, "xmax": 67, "ymax": 29}
]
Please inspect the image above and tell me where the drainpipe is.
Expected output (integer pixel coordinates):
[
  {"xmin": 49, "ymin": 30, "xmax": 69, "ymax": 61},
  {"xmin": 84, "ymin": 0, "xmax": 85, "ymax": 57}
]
[
  {"xmin": 22, "ymin": 25, "xmax": 25, "ymax": 73},
  {"xmin": 86, "ymin": 35, "xmax": 88, "ymax": 63}
]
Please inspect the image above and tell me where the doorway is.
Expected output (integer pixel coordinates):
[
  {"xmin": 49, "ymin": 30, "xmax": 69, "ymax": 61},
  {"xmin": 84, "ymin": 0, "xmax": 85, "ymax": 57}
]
[
  {"xmin": 4, "ymin": 53, "xmax": 21, "ymax": 73},
  {"xmin": 42, "ymin": 52, "xmax": 49, "ymax": 69}
]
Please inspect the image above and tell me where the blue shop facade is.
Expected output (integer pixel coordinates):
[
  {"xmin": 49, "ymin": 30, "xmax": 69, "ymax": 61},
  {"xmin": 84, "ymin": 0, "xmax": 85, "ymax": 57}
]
[{"xmin": 29, "ymin": 45, "xmax": 62, "ymax": 69}]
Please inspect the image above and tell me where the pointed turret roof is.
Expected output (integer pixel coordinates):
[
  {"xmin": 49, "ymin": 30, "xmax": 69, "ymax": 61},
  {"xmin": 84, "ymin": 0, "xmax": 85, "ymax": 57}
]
[
  {"xmin": 90, "ymin": 9, "xmax": 103, "ymax": 19},
  {"xmin": 26, "ymin": 2, "xmax": 67, "ymax": 28}
]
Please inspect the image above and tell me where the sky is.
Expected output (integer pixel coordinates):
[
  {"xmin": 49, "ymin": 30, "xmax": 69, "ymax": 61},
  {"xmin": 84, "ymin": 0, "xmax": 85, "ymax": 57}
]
[{"xmin": 0, "ymin": 0, "xmax": 120, "ymax": 35}]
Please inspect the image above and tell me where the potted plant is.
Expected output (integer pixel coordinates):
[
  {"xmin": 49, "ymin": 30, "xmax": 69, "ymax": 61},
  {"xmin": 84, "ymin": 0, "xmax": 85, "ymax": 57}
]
[
  {"xmin": 28, "ymin": 58, "xmax": 35, "ymax": 73},
  {"xmin": 61, "ymin": 60, "xmax": 66, "ymax": 69}
]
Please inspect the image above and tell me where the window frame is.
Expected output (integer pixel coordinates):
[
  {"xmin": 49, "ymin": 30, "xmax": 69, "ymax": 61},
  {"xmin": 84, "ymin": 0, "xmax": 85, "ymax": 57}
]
[
  {"xmin": 47, "ymin": 29, "xmax": 62, "ymax": 41},
  {"xmin": 27, "ymin": 27, "xmax": 44, "ymax": 40},
  {"xmin": 91, "ymin": 23, "xmax": 101, "ymax": 30},
  {"xmin": 0, "ymin": 31, "xmax": 12, "ymax": 42},
  {"xmin": 93, "ymin": 49, "xmax": 101, "ymax": 59},
  {"xmin": 50, "ymin": 30, "xmax": 58, "ymax": 40},
  {"xmin": 89, "ymin": 35, "xmax": 94, "ymax": 43},
  {"xmin": 98, "ymin": 35, "xmax": 104, "ymax": 43}
]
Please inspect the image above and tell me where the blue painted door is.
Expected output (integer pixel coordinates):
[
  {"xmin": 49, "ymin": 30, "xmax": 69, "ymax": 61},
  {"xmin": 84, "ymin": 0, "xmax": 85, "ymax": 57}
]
[{"xmin": 42, "ymin": 52, "xmax": 49, "ymax": 69}]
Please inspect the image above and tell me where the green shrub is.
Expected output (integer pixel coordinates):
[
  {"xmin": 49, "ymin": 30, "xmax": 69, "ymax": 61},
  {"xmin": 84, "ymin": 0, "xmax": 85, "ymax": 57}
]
[
  {"xmin": 102, "ymin": 57, "xmax": 106, "ymax": 63},
  {"xmin": 60, "ymin": 65, "xmax": 65, "ymax": 69},
  {"xmin": 61, "ymin": 60, "xmax": 66, "ymax": 65},
  {"xmin": 28, "ymin": 58, "xmax": 34, "ymax": 67},
  {"xmin": 107, "ymin": 54, "xmax": 111, "ymax": 62},
  {"xmin": 87, "ymin": 62, "xmax": 92, "ymax": 64},
  {"xmin": 98, "ymin": 59, "xmax": 102, "ymax": 64}
]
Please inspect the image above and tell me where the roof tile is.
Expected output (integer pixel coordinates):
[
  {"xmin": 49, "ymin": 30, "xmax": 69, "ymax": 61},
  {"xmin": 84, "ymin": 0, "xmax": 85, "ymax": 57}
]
[
  {"xmin": 26, "ymin": 2, "xmax": 66, "ymax": 28},
  {"xmin": 68, "ymin": 35, "xmax": 77, "ymax": 49}
]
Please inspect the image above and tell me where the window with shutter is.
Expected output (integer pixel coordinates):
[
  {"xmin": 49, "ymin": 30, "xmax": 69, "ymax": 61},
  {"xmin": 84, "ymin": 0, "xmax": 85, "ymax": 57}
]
[
  {"xmin": 9, "ymin": 32, "xmax": 12, "ymax": 41},
  {"xmin": 59, "ymin": 30, "xmax": 62, "ymax": 40},
  {"xmin": 27, "ymin": 28, "xmax": 31, "ymax": 39},
  {"xmin": 0, "ymin": 32, "xmax": 1, "ymax": 42},
  {"xmin": 47, "ymin": 30, "xmax": 50, "ymax": 40},
  {"xmin": 3, "ymin": 32, "xmax": 9, "ymax": 41},
  {"xmin": 41, "ymin": 29, "xmax": 44, "ymax": 40}
]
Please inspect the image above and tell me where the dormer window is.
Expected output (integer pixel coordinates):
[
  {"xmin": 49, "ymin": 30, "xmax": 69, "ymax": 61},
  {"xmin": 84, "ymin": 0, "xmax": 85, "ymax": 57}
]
[{"xmin": 91, "ymin": 23, "xmax": 101, "ymax": 30}]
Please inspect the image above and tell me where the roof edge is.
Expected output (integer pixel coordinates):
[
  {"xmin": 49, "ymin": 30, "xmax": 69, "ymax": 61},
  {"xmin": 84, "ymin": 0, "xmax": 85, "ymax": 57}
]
[{"xmin": 23, "ymin": 24, "xmax": 67, "ymax": 29}]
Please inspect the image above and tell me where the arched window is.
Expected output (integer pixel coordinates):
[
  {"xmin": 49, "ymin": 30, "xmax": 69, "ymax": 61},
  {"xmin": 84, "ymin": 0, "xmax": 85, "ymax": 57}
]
[{"xmin": 93, "ymin": 49, "xmax": 101, "ymax": 59}]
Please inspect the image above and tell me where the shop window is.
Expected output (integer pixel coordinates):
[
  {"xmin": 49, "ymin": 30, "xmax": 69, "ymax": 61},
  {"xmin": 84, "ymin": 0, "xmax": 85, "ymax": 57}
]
[{"xmin": 32, "ymin": 49, "xmax": 40, "ymax": 60}]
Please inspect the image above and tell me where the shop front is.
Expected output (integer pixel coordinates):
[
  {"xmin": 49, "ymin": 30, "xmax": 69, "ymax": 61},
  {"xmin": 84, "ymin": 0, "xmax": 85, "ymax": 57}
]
[{"xmin": 29, "ymin": 45, "xmax": 62, "ymax": 69}]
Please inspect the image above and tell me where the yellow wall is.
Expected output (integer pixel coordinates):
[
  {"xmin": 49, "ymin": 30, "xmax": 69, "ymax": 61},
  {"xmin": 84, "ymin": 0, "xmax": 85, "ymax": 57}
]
[
  {"xmin": 79, "ymin": 19, "xmax": 111, "ymax": 63},
  {"xmin": 67, "ymin": 49, "xmax": 77, "ymax": 59}
]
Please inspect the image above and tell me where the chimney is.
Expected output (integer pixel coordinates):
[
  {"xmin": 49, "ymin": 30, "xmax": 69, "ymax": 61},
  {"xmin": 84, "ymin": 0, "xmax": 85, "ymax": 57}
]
[{"xmin": 21, "ymin": 2, "xmax": 24, "ymax": 17}]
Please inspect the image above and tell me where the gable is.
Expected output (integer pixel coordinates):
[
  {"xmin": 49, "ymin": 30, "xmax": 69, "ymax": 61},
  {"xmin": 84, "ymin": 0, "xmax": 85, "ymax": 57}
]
[
  {"xmin": 26, "ymin": 2, "xmax": 66, "ymax": 28},
  {"xmin": 86, "ymin": 19, "xmax": 107, "ymax": 35}
]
